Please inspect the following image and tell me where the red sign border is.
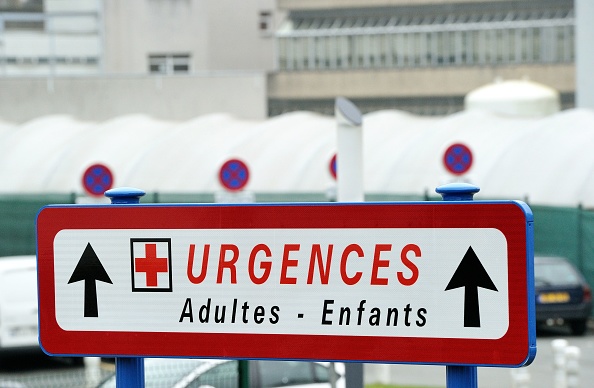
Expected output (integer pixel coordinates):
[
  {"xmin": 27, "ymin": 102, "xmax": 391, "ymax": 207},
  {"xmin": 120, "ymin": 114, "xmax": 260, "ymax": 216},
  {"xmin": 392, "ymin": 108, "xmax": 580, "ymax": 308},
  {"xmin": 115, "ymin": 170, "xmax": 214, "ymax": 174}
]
[{"xmin": 36, "ymin": 202, "xmax": 532, "ymax": 366}]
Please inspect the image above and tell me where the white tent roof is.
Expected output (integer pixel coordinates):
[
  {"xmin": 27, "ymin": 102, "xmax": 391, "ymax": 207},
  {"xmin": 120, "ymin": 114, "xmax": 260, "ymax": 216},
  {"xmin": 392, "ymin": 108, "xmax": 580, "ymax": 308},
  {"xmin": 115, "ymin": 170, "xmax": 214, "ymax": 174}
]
[{"xmin": 0, "ymin": 108, "xmax": 593, "ymax": 207}]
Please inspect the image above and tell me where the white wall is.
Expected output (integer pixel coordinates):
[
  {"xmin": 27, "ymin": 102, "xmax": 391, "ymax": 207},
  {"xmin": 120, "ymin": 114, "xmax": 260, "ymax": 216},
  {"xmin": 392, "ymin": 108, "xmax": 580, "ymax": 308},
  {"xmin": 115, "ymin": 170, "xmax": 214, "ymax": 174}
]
[{"xmin": 0, "ymin": 73, "xmax": 267, "ymax": 122}]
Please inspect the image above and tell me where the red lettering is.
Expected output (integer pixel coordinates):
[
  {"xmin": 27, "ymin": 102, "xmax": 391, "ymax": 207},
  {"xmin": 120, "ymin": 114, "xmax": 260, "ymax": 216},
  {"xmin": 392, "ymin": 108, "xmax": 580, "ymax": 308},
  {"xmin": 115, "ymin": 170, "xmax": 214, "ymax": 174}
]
[
  {"xmin": 187, "ymin": 244, "xmax": 210, "ymax": 284},
  {"xmin": 398, "ymin": 243, "xmax": 421, "ymax": 286},
  {"xmin": 307, "ymin": 244, "xmax": 333, "ymax": 284},
  {"xmin": 217, "ymin": 244, "xmax": 239, "ymax": 284},
  {"xmin": 280, "ymin": 244, "xmax": 300, "ymax": 284},
  {"xmin": 248, "ymin": 244, "xmax": 272, "ymax": 284},
  {"xmin": 340, "ymin": 244, "xmax": 364, "ymax": 285},
  {"xmin": 371, "ymin": 244, "xmax": 391, "ymax": 285}
]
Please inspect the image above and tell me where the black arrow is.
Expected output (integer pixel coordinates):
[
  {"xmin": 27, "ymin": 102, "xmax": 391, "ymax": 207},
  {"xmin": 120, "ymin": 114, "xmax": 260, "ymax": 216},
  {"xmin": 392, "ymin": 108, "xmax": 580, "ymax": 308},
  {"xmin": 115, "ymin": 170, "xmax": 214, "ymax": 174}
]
[
  {"xmin": 68, "ymin": 243, "xmax": 112, "ymax": 317},
  {"xmin": 445, "ymin": 246, "xmax": 498, "ymax": 327}
]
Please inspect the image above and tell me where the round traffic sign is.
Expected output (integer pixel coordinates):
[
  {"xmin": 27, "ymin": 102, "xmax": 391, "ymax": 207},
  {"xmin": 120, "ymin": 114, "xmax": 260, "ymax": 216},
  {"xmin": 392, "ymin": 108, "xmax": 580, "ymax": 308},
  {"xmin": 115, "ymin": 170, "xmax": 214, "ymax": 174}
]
[
  {"xmin": 443, "ymin": 143, "xmax": 473, "ymax": 175},
  {"xmin": 219, "ymin": 159, "xmax": 250, "ymax": 191},
  {"xmin": 329, "ymin": 154, "xmax": 337, "ymax": 180},
  {"xmin": 82, "ymin": 163, "xmax": 114, "ymax": 196}
]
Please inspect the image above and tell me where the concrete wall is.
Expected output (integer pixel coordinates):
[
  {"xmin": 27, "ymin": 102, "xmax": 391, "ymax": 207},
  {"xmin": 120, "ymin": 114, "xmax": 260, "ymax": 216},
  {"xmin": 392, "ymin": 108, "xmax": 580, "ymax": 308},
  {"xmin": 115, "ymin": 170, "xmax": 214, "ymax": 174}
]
[
  {"xmin": 576, "ymin": 0, "xmax": 594, "ymax": 109},
  {"xmin": 102, "ymin": 0, "xmax": 276, "ymax": 74},
  {"xmin": 0, "ymin": 73, "xmax": 267, "ymax": 123},
  {"xmin": 268, "ymin": 64, "xmax": 575, "ymax": 99}
]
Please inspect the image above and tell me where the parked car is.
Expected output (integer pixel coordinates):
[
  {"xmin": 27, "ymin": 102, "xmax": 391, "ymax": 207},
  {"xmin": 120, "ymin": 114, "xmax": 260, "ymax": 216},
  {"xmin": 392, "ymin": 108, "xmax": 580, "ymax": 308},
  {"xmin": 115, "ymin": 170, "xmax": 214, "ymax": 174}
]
[
  {"xmin": 0, "ymin": 255, "xmax": 39, "ymax": 354},
  {"xmin": 535, "ymin": 256, "xmax": 593, "ymax": 335},
  {"xmin": 98, "ymin": 359, "xmax": 344, "ymax": 388}
]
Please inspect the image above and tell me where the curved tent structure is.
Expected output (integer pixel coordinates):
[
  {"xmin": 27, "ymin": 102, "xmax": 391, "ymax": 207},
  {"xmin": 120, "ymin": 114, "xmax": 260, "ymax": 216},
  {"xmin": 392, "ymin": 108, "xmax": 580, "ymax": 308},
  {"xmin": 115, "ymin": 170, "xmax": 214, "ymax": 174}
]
[
  {"xmin": 0, "ymin": 108, "xmax": 593, "ymax": 207},
  {"xmin": 464, "ymin": 79, "xmax": 561, "ymax": 117}
]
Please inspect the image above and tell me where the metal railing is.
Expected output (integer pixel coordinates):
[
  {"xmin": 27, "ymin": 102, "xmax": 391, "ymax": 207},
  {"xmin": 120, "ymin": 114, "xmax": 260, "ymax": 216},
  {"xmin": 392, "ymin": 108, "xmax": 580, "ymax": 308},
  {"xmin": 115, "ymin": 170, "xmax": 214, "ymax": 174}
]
[{"xmin": 277, "ymin": 13, "xmax": 575, "ymax": 71}]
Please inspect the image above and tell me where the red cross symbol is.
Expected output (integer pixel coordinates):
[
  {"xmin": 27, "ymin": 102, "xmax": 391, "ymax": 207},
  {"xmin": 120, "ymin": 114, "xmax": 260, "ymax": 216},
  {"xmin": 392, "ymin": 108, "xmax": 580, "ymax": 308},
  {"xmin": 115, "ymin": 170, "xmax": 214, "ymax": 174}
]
[{"xmin": 135, "ymin": 243, "xmax": 168, "ymax": 287}]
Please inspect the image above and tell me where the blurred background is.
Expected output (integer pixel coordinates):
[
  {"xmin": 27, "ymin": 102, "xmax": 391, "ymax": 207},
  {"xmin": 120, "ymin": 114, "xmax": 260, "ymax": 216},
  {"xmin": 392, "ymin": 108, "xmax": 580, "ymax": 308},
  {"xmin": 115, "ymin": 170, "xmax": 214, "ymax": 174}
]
[{"xmin": 1, "ymin": 1, "xmax": 594, "ymax": 387}]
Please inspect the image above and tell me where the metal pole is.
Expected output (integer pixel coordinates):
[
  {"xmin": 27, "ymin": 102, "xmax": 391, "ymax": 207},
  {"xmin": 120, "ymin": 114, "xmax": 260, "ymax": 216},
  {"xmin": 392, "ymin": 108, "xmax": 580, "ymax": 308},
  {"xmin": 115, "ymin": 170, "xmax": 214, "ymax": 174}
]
[
  {"xmin": 105, "ymin": 187, "xmax": 146, "ymax": 388},
  {"xmin": 336, "ymin": 97, "xmax": 364, "ymax": 202},
  {"xmin": 436, "ymin": 182, "xmax": 480, "ymax": 388},
  {"xmin": 446, "ymin": 365, "xmax": 478, "ymax": 387},
  {"xmin": 238, "ymin": 360, "xmax": 250, "ymax": 388},
  {"xmin": 335, "ymin": 97, "xmax": 364, "ymax": 388}
]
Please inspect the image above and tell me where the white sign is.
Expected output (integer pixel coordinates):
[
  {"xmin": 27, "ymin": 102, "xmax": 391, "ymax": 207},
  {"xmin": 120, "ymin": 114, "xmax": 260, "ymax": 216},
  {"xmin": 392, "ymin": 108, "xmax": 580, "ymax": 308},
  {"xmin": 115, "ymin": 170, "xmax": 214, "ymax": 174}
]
[{"xmin": 55, "ymin": 228, "xmax": 508, "ymax": 339}]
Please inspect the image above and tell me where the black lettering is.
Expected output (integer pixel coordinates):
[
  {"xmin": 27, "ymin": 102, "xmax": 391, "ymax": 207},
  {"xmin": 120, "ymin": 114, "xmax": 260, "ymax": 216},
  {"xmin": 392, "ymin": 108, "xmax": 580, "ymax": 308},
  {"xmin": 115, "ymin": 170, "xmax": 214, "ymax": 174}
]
[
  {"xmin": 231, "ymin": 298, "xmax": 238, "ymax": 323},
  {"xmin": 356, "ymin": 300, "xmax": 366, "ymax": 325},
  {"xmin": 417, "ymin": 308, "xmax": 427, "ymax": 327},
  {"xmin": 322, "ymin": 299, "xmax": 334, "ymax": 325},
  {"xmin": 179, "ymin": 298, "xmax": 193, "ymax": 323},
  {"xmin": 339, "ymin": 307, "xmax": 351, "ymax": 325},
  {"xmin": 254, "ymin": 306, "xmax": 265, "ymax": 324},
  {"xmin": 386, "ymin": 307, "xmax": 398, "ymax": 326},
  {"xmin": 241, "ymin": 301, "xmax": 250, "ymax": 323},
  {"xmin": 404, "ymin": 303, "xmax": 412, "ymax": 326},
  {"xmin": 369, "ymin": 307, "xmax": 381, "ymax": 326},
  {"xmin": 199, "ymin": 298, "xmax": 211, "ymax": 323},
  {"xmin": 214, "ymin": 305, "xmax": 226, "ymax": 323},
  {"xmin": 270, "ymin": 306, "xmax": 280, "ymax": 324}
]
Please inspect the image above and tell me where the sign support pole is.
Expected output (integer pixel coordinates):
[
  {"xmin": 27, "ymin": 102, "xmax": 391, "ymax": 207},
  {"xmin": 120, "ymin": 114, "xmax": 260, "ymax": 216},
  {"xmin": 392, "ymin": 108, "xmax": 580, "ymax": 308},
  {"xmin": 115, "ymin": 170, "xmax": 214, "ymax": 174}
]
[
  {"xmin": 105, "ymin": 187, "xmax": 146, "ymax": 388},
  {"xmin": 437, "ymin": 182, "xmax": 480, "ymax": 388},
  {"xmin": 336, "ymin": 97, "xmax": 364, "ymax": 202},
  {"xmin": 336, "ymin": 97, "xmax": 364, "ymax": 388}
]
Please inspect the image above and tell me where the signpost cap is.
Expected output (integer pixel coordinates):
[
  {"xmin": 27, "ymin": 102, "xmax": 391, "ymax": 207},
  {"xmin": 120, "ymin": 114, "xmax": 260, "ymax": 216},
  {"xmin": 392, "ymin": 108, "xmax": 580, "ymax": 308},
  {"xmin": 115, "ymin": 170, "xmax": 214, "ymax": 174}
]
[
  {"xmin": 335, "ymin": 97, "xmax": 362, "ymax": 126},
  {"xmin": 104, "ymin": 187, "xmax": 146, "ymax": 204},
  {"xmin": 436, "ymin": 183, "xmax": 480, "ymax": 201}
]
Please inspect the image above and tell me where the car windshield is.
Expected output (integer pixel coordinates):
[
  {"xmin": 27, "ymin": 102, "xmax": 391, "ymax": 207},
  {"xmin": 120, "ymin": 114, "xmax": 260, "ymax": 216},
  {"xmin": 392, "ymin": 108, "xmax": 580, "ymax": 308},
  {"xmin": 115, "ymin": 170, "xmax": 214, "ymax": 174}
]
[
  {"xmin": 535, "ymin": 260, "xmax": 581, "ymax": 286},
  {"xmin": 259, "ymin": 361, "xmax": 323, "ymax": 387}
]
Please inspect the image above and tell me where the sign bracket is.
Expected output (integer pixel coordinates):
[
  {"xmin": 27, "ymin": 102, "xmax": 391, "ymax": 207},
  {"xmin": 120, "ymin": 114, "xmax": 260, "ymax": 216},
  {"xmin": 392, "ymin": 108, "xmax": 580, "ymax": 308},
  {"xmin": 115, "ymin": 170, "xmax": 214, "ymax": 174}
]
[
  {"xmin": 437, "ymin": 182, "xmax": 480, "ymax": 388},
  {"xmin": 105, "ymin": 187, "xmax": 146, "ymax": 388}
]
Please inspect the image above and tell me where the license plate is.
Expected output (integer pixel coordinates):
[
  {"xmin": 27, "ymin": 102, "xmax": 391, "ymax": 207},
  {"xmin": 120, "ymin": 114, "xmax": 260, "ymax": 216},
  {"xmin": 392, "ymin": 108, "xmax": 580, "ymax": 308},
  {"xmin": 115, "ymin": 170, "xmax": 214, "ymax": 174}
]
[{"xmin": 539, "ymin": 292, "xmax": 570, "ymax": 303}]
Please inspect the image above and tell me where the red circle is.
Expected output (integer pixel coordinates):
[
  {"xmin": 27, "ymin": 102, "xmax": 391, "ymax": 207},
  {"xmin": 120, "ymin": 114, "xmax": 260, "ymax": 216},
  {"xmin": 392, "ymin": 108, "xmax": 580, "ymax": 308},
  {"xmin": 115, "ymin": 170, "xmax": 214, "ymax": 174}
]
[
  {"xmin": 218, "ymin": 159, "xmax": 250, "ymax": 191},
  {"xmin": 443, "ymin": 143, "xmax": 473, "ymax": 175},
  {"xmin": 82, "ymin": 163, "xmax": 114, "ymax": 197}
]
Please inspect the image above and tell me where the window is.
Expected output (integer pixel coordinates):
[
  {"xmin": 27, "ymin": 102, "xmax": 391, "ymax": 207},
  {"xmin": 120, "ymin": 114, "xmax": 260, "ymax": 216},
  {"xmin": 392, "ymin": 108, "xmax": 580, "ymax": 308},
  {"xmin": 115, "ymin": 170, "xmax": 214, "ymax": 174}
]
[
  {"xmin": 148, "ymin": 54, "xmax": 191, "ymax": 75},
  {"xmin": 259, "ymin": 11, "xmax": 273, "ymax": 35}
]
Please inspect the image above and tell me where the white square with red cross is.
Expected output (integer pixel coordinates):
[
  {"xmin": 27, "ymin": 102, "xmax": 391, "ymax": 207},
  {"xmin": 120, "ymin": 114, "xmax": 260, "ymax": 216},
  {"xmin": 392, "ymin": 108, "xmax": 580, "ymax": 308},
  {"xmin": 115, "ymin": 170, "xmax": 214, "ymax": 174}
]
[{"xmin": 130, "ymin": 238, "xmax": 172, "ymax": 292}]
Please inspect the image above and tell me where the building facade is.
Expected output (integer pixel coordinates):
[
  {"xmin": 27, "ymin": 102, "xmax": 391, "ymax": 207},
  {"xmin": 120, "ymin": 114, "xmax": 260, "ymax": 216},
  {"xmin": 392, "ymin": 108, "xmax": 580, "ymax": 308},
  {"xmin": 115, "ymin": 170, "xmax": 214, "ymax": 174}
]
[
  {"xmin": 269, "ymin": 0, "xmax": 575, "ymax": 115},
  {"xmin": 0, "ymin": 0, "xmax": 276, "ymax": 122},
  {"xmin": 0, "ymin": 0, "xmax": 578, "ymax": 121}
]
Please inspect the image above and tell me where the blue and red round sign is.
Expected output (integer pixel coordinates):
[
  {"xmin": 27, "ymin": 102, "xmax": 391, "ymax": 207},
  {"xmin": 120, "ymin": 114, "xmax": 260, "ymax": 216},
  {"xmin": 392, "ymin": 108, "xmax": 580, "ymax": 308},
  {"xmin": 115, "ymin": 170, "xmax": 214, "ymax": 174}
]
[
  {"xmin": 82, "ymin": 163, "xmax": 114, "ymax": 196},
  {"xmin": 329, "ymin": 154, "xmax": 337, "ymax": 180},
  {"xmin": 219, "ymin": 159, "xmax": 250, "ymax": 191},
  {"xmin": 443, "ymin": 143, "xmax": 473, "ymax": 175}
]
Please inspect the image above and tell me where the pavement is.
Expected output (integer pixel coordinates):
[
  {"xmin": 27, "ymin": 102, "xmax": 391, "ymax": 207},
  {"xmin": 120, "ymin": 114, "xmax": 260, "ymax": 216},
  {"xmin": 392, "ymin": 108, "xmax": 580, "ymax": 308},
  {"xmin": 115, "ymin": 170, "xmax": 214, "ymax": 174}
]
[{"xmin": 362, "ymin": 325, "xmax": 594, "ymax": 387}]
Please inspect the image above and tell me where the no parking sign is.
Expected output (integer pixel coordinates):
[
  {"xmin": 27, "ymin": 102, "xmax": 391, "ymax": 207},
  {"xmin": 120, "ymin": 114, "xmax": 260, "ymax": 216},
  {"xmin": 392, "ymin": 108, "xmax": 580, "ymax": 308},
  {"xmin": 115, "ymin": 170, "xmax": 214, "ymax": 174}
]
[
  {"xmin": 82, "ymin": 163, "xmax": 114, "ymax": 197},
  {"xmin": 443, "ymin": 143, "xmax": 473, "ymax": 175},
  {"xmin": 218, "ymin": 159, "xmax": 250, "ymax": 191},
  {"xmin": 329, "ymin": 154, "xmax": 337, "ymax": 179}
]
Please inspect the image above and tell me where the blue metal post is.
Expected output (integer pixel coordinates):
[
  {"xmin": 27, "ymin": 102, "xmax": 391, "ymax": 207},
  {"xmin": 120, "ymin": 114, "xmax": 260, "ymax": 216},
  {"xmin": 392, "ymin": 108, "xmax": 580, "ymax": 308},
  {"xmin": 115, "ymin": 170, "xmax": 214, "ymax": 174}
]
[
  {"xmin": 436, "ymin": 182, "xmax": 480, "ymax": 388},
  {"xmin": 105, "ymin": 187, "xmax": 146, "ymax": 388},
  {"xmin": 446, "ymin": 365, "xmax": 478, "ymax": 387}
]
